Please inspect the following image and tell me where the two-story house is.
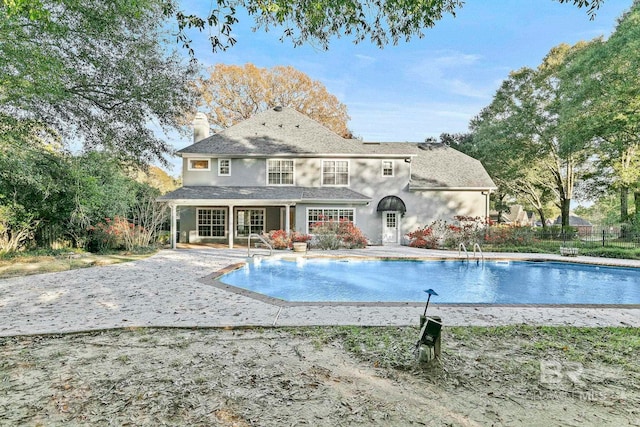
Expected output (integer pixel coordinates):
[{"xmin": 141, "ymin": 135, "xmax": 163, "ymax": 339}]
[{"xmin": 160, "ymin": 106, "xmax": 496, "ymax": 248}]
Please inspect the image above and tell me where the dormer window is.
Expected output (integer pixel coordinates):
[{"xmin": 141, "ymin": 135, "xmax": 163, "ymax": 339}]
[
  {"xmin": 188, "ymin": 158, "xmax": 210, "ymax": 171},
  {"xmin": 218, "ymin": 159, "xmax": 231, "ymax": 176},
  {"xmin": 382, "ymin": 160, "xmax": 394, "ymax": 177}
]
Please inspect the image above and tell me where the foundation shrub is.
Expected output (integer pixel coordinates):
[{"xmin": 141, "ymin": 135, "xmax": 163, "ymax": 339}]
[
  {"xmin": 444, "ymin": 215, "xmax": 485, "ymax": 248},
  {"xmin": 408, "ymin": 216, "xmax": 496, "ymax": 249},
  {"xmin": 311, "ymin": 218, "xmax": 367, "ymax": 249},
  {"xmin": 407, "ymin": 226, "xmax": 439, "ymax": 249},
  {"xmin": 268, "ymin": 229, "xmax": 291, "ymax": 249}
]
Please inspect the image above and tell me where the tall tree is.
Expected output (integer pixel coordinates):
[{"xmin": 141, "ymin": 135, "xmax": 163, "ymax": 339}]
[
  {"xmin": 558, "ymin": 0, "xmax": 640, "ymax": 222},
  {"xmin": 1, "ymin": 0, "xmax": 196, "ymax": 165},
  {"xmin": 470, "ymin": 43, "xmax": 592, "ymax": 227},
  {"xmin": 193, "ymin": 63, "xmax": 351, "ymax": 137}
]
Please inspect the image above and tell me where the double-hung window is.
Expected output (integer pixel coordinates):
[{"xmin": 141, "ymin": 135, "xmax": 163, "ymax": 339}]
[
  {"xmin": 307, "ymin": 208, "xmax": 355, "ymax": 233},
  {"xmin": 267, "ymin": 159, "xmax": 294, "ymax": 185},
  {"xmin": 382, "ymin": 160, "xmax": 394, "ymax": 177},
  {"xmin": 197, "ymin": 208, "xmax": 226, "ymax": 237},
  {"xmin": 322, "ymin": 160, "xmax": 349, "ymax": 186},
  {"xmin": 218, "ymin": 159, "xmax": 231, "ymax": 176}
]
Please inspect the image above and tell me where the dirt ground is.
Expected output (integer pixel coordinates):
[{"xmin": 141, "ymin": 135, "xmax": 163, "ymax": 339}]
[{"xmin": 1, "ymin": 327, "xmax": 638, "ymax": 426}]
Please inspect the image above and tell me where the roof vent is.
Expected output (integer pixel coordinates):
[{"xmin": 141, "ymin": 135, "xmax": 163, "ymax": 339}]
[{"xmin": 274, "ymin": 106, "xmax": 283, "ymax": 112}]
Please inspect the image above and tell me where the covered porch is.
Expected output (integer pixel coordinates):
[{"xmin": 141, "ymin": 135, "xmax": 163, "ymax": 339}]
[{"xmin": 158, "ymin": 186, "xmax": 371, "ymax": 249}]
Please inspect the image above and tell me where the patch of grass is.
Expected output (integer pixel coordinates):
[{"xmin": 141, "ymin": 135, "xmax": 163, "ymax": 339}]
[
  {"xmin": 311, "ymin": 325, "xmax": 640, "ymax": 375},
  {"xmin": 0, "ymin": 250, "xmax": 157, "ymax": 278}
]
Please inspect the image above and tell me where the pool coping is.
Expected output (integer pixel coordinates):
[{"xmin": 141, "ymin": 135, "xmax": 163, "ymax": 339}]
[{"xmin": 201, "ymin": 256, "xmax": 640, "ymax": 309}]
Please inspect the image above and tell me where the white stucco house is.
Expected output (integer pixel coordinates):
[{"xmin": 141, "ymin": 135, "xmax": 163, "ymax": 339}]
[{"xmin": 160, "ymin": 107, "xmax": 496, "ymax": 248}]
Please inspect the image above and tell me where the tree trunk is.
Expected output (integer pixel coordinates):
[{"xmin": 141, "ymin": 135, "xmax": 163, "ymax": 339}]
[
  {"xmin": 635, "ymin": 191, "xmax": 640, "ymax": 222},
  {"xmin": 561, "ymin": 198, "xmax": 571, "ymax": 228},
  {"xmin": 537, "ymin": 208, "xmax": 547, "ymax": 229},
  {"xmin": 621, "ymin": 187, "xmax": 629, "ymax": 222}
]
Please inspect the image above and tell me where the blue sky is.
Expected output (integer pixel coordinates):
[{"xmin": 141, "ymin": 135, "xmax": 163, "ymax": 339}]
[{"xmin": 166, "ymin": 0, "xmax": 632, "ymax": 169}]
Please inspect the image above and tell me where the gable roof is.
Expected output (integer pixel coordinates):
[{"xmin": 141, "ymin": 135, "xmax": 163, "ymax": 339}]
[
  {"xmin": 554, "ymin": 215, "xmax": 593, "ymax": 227},
  {"xmin": 178, "ymin": 107, "xmax": 416, "ymax": 157},
  {"xmin": 177, "ymin": 108, "xmax": 496, "ymax": 190},
  {"xmin": 409, "ymin": 143, "xmax": 496, "ymax": 190}
]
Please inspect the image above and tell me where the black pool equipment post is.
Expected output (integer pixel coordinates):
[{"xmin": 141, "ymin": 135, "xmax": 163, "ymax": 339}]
[{"xmin": 417, "ymin": 289, "xmax": 442, "ymax": 364}]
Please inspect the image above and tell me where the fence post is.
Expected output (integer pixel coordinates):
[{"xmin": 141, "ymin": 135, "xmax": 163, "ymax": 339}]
[{"xmin": 602, "ymin": 229, "xmax": 605, "ymax": 247}]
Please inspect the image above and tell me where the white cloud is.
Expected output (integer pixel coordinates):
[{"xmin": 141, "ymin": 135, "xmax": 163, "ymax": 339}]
[
  {"xmin": 433, "ymin": 51, "xmax": 482, "ymax": 66},
  {"xmin": 406, "ymin": 50, "xmax": 493, "ymax": 99},
  {"xmin": 354, "ymin": 54, "xmax": 377, "ymax": 66}
]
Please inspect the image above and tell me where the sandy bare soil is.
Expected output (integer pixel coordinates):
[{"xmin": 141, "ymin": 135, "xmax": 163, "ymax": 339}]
[{"xmin": 0, "ymin": 327, "xmax": 638, "ymax": 426}]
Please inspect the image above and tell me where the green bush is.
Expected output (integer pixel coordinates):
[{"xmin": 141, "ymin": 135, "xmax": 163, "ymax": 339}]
[
  {"xmin": 578, "ymin": 247, "xmax": 640, "ymax": 260},
  {"xmin": 0, "ymin": 203, "xmax": 38, "ymax": 253}
]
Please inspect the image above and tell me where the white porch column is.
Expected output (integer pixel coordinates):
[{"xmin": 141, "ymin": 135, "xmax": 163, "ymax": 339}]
[
  {"xmin": 170, "ymin": 204, "xmax": 177, "ymax": 250},
  {"xmin": 285, "ymin": 204, "xmax": 291, "ymax": 235},
  {"xmin": 228, "ymin": 205, "xmax": 234, "ymax": 248}
]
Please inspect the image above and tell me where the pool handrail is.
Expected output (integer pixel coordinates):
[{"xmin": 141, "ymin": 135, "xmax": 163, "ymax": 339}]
[
  {"xmin": 248, "ymin": 233, "xmax": 273, "ymax": 257},
  {"xmin": 458, "ymin": 243, "xmax": 469, "ymax": 261},
  {"xmin": 473, "ymin": 243, "xmax": 484, "ymax": 262}
]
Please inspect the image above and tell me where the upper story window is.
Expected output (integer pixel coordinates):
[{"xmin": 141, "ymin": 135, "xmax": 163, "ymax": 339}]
[
  {"xmin": 188, "ymin": 159, "xmax": 210, "ymax": 171},
  {"xmin": 322, "ymin": 160, "xmax": 349, "ymax": 186},
  {"xmin": 382, "ymin": 160, "xmax": 394, "ymax": 177},
  {"xmin": 267, "ymin": 159, "xmax": 294, "ymax": 185},
  {"xmin": 218, "ymin": 159, "xmax": 231, "ymax": 176}
]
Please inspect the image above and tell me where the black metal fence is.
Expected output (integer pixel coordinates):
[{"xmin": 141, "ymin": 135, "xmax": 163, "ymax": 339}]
[{"xmin": 482, "ymin": 226, "xmax": 640, "ymax": 249}]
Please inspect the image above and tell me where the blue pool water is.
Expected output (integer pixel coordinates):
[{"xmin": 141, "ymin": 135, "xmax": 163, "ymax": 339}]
[{"xmin": 219, "ymin": 259, "xmax": 640, "ymax": 304}]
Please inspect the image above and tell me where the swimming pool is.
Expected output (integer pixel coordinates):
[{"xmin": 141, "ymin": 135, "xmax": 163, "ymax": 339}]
[{"xmin": 219, "ymin": 259, "xmax": 640, "ymax": 304}]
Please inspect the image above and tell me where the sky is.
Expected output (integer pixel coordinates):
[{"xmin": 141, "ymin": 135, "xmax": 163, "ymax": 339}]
[{"xmin": 165, "ymin": 0, "xmax": 633, "ymax": 172}]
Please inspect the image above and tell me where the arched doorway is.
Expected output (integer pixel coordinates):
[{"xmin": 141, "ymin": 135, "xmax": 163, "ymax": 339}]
[{"xmin": 376, "ymin": 196, "xmax": 406, "ymax": 244}]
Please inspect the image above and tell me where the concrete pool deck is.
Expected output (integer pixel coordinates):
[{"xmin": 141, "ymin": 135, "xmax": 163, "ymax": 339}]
[{"xmin": 0, "ymin": 246, "xmax": 638, "ymax": 337}]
